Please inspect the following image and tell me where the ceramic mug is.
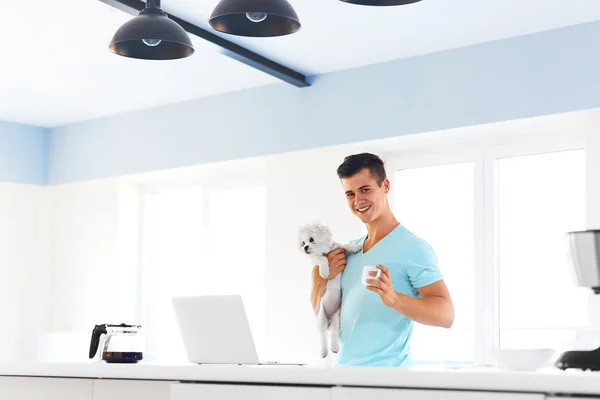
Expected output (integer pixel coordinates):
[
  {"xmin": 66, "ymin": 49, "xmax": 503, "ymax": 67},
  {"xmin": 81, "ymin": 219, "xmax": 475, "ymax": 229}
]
[{"xmin": 362, "ymin": 265, "xmax": 381, "ymax": 286}]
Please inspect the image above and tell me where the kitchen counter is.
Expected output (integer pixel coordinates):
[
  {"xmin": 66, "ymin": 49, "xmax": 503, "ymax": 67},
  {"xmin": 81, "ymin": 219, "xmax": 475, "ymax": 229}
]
[{"xmin": 0, "ymin": 362, "xmax": 598, "ymax": 396}]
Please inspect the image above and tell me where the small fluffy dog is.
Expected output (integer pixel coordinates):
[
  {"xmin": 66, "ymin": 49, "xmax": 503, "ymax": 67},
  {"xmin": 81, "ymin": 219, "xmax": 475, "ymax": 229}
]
[{"xmin": 298, "ymin": 222, "xmax": 362, "ymax": 358}]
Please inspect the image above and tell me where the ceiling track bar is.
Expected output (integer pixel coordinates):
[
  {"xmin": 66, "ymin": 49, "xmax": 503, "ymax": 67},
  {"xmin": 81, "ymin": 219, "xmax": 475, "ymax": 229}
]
[{"xmin": 98, "ymin": 0, "xmax": 310, "ymax": 87}]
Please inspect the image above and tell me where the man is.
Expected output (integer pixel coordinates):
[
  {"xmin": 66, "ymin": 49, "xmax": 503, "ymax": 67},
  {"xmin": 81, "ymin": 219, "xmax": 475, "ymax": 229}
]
[{"xmin": 310, "ymin": 153, "xmax": 454, "ymax": 367}]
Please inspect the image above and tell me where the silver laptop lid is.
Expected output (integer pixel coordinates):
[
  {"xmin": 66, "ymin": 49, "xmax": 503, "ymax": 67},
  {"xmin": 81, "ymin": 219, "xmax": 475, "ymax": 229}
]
[{"xmin": 171, "ymin": 294, "xmax": 260, "ymax": 365}]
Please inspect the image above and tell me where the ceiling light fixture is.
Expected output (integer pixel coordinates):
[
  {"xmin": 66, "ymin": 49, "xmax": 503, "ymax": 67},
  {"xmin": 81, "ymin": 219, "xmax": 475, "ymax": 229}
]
[
  {"xmin": 208, "ymin": 0, "xmax": 301, "ymax": 37},
  {"xmin": 109, "ymin": 0, "xmax": 194, "ymax": 60},
  {"xmin": 338, "ymin": 0, "xmax": 422, "ymax": 6}
]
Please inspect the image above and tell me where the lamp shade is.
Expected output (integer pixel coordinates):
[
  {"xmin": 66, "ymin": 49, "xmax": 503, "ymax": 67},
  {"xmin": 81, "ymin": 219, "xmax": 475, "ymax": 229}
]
[
  {"xmin": 109, "ymin": 6, "xmax": 194, "ymax": 60},
  {"xmin": 209, "ymin": 0, "xmax": 300, "ymax": 37},
  {"xmin": 339, "ymin": 0, "xmax": 422, "ymax": 5}
]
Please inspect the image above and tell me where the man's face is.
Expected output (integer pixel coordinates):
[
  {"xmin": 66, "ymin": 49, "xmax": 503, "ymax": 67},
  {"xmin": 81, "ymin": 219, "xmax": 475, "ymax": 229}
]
[{"xmin": 342, "ymin": 168, "xmax": 390, "ymax": 224}]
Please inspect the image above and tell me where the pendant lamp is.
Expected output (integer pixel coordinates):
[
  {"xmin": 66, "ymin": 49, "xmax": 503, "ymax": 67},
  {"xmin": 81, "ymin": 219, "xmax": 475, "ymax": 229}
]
[
  {"xmin": 338, "ymin": 0, "xmax": 422, "ymax": 5},
  {"xmin": 109, "ymin": 0, "xmax": 194, "ymax": 60},
  {"xmin": 208, "ymin": 0, "xmax": 300, "ymax": 37}
]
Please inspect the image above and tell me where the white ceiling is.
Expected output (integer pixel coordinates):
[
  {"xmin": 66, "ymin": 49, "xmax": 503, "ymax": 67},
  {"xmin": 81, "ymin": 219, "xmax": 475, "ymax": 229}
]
[
  {"xmin": 167, "ymin": 0, "xmax": 600, "ymax": 76},
  {"xmin": 0, "ymin": 0, "xmax": 279, "ymax": 128},
  {"xmin": 2, "ymin": 0, "xmax": 600, "ymax": 128}
]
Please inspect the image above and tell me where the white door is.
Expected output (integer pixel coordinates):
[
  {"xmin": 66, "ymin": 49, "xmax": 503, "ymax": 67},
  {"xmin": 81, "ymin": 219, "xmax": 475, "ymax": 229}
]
[
  {"xmin": 93, "ymin": 379, "xmax": 173, "ymax": 400},
  {"xmin": 0, "ymin": 377, "xmax": 93, "ymax": 400},
  {"xmin": 331, "ymin": 387, "xmax": 544, "ymax": 400},
  {"xmin": 170, "ymin": 383, "xmax": 331, "ymax": 400}
]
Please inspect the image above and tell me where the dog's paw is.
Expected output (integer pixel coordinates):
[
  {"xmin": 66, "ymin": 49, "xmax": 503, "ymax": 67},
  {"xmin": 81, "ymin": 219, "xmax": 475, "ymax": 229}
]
[
  {"xmin": 331, "ymin": 344, "xmax": 339, "ymax": 354},
  {"xmin": 343, "ymin": 243, "xmax": 363, "ymax": 254},
  {"xmin": 318, "ymin": 264, "xmax": 330, "ymax": 279},
  {"xmin": 320, "ymin": 348, "xmax": 328, "ymax": 358}
]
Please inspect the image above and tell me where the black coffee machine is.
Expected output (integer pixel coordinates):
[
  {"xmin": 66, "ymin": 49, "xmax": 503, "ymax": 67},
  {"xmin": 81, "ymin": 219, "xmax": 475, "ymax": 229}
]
[{"xmin": 554, "ymin": 229, "xmax": 600, "ymax": 371}]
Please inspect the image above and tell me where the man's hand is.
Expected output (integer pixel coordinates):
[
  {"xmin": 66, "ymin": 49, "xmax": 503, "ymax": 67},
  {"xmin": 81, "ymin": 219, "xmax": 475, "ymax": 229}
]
[
  {"xmin": 367, "ymin": 264, "xmax": 454, "ymax": 328},
  {"xmin": 324, "ymin": 247, "xmax": 347, "ymax": 279},
  {"xmin": 365, "ymin": 264, "xmax": 398, "ymax": 307}
]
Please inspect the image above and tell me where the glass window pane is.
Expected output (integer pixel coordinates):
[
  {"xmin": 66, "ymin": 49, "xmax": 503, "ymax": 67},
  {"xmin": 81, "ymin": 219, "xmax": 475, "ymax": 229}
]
[
  {"xmin": 140, "ymin": 185, "xmax": 267, "ymax": 364},
  {"xmin": 207, "ymin": 186, "xmax": 267, "ymax": 358},
  {"xmin": 394, "ymin": 162, "xmax": 475, "ymax": 364},
  {"xmin": 141, "ymin": 186, "xmax": 206, "ymax": 364},
  {"xmin": 498, "ymin": 149, "xmax": 587, "ymax": 349}
]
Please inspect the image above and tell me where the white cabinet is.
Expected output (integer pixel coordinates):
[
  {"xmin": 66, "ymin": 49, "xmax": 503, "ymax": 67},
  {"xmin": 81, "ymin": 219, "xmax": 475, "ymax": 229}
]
[
  {"xmin": 331, "ymin": 387, "xmax": 545, "ymax": 400},
  {"xmin": 170, "ymin": 383, "xmax": 332, "ymax": 400},
  {"xmin": 0, "ymin": 377, "xmax": 93, "ymax": 399},
  {"xmin": 93, "ymin": 379, "xmax": 173, "ymax": 400}
]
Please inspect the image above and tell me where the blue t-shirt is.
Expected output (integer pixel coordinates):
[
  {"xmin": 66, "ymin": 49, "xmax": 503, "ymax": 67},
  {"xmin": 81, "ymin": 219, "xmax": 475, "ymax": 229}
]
[{"xmin": 337, "ymin": 224, "xmax": 443, "ymax": 367}]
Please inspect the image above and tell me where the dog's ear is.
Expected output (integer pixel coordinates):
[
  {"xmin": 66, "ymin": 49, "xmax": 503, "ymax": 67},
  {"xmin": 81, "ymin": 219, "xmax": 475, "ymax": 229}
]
[
  {"xmin": 311, "ymin": 223, "xmax": 331, "ymax": 242},
  {"xmin": 320, "ymin": 224, "xmax": 332, "ymax": 238},
  {"xmin": 298, "ymin": 223, "xmax": 308, "ymax": 237}
]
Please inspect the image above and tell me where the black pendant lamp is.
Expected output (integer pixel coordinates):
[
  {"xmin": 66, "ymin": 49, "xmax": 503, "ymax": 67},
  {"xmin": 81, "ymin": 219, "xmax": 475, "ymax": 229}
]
[
  {"xmin": 209, "ymin": 0, "xmax": 300, "ymax": 37},
  {"xmin": 109, "ymin": 0, "xmax": 194, "ymax": 60},
  {"xmin": 339, "ymin": 0, "xmax": 422, "ymax": 5}
]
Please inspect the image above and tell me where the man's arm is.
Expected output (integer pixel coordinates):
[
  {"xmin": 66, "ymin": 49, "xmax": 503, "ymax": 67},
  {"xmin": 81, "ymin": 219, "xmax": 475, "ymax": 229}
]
[
  {"xmin": 310, "ymin": 266, "xmax": 327, "ymax": 315},
  {"xmin": 391, "ymin": 280, "xmax": 454, "ymax": 328},
  {"xmin": 366, "ymin": 265, "xmax": 454, "ymax": 328},
  {"xmin": 309, "ymin": 247, "xmax": 347, "ymax": 315}
]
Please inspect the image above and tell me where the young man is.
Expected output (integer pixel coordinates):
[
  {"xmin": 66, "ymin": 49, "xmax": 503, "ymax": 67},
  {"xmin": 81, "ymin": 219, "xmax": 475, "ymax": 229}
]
[{"xmin": 310, "ymin": 153, "xmax": 454, "ymax": 367}]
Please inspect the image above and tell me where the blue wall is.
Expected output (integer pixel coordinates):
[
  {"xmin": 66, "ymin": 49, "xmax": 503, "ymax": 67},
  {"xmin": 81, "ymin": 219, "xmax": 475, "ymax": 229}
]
[
  {"xmin": 40, "ymin": 20, "xmax": 600, "ymax": 184},
  {"xmin": 0, "ymin": 122, "xmax": 48, "ymax": 185}
]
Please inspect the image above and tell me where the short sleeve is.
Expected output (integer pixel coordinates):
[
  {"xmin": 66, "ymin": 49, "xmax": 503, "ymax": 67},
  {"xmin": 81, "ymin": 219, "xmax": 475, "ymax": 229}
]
[{"xmin": 406, "ymin": 240, "xmax": 443, "ymax": 289}]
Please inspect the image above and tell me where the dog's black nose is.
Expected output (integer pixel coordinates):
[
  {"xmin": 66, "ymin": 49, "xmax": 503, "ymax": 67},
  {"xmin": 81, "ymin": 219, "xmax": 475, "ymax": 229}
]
[{"xmin": 304, "ymin": 245, "xmax": 310, "ymax": 253}]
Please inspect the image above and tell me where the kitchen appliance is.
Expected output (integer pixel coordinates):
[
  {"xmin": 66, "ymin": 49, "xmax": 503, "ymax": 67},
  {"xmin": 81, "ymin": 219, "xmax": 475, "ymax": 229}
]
[
  {"xmin": 88, "ymin": 323, "xmax": 143, "ymax": 363},
  {"xmin": 555, "ymin": 229, "xmax": 600, "ymax": 371}
]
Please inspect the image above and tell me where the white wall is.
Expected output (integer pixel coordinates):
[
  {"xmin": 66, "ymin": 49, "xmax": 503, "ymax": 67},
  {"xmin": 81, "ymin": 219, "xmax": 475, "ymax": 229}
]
[
  {"xmin": 0, "ymin": 180, "xmax": 142, "ymax": 363},
  {"xmin": 33, "ymin": 147, "xmax": 365, "ymax": 365},
  {"xmin": 0, "ymin": 183, "xmax": 51, "ymax": 362},
  {"xmin": 36, "ymin": 126, "xmax": 600, "ymax": 364},
  {"xmin": 46, "ymin": 181, "xmax": 141, "ymax": 354},
  {"xmin": 263, "ymin": 147, "xmax": 364, "ymax": 364},
  {"xmin": 6, "ymin": 115, "xmax": 600, "ymax": 364}
]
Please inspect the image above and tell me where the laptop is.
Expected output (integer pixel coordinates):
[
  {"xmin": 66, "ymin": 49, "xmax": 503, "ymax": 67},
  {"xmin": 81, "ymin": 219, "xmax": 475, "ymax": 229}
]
[{"xmin": 171, "ymin": 294, "xmax": 305, "ymax": 366}]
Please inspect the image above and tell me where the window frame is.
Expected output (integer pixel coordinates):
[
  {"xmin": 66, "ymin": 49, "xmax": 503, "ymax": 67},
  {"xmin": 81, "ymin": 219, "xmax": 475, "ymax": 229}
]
[{"xmin": 384, "ymin": 130, "xmax": 586, "ymax": 366}]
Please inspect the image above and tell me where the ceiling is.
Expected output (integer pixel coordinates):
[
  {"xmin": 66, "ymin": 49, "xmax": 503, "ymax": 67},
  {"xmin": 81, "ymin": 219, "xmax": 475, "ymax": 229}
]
[{"xmin": 2, "ymin": 0, "xmax": 600, "ymax": 128}]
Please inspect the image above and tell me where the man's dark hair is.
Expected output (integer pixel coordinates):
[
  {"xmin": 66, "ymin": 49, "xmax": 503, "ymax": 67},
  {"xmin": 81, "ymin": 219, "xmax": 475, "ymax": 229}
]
[{"xmin": 337, "ymin": 153, "xmax": 387, "ymax": 186}]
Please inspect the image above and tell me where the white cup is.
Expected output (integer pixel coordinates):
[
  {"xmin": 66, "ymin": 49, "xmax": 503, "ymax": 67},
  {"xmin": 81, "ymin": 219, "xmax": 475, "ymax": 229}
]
[{"xmin": 362, "ymin": 265, "xmax": 381, "ymax": 286}]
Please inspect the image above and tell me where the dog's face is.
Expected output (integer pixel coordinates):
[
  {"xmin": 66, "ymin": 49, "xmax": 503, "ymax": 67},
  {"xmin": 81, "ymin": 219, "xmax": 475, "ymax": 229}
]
[{"xmin": 298, "ymin": 223, "xmax": 334, "ymax": 256}]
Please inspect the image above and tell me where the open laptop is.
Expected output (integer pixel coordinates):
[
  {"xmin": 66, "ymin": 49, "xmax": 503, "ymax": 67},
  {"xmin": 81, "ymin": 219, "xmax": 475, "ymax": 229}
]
[{"xmin": 171, "ymin": 294, "xmax": 305, "ymax": 366}]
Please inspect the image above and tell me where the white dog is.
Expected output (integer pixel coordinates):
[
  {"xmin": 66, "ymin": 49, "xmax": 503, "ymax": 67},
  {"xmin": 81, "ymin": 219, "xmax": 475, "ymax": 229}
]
[{"xmin": 298, "ymin": 222, "xmax": 362, "ymax": 358}]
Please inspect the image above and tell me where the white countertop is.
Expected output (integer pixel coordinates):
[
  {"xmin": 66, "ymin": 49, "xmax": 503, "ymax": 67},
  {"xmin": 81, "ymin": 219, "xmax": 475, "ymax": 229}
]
[{"xmin": 0, "ymin": 363, "xmax": 598, "ymax": 396}]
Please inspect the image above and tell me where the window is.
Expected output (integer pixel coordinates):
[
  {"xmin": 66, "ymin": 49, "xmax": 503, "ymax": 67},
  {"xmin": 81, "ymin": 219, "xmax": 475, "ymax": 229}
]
[
  {"xmin": 139, "ymin": 184, "xmax": 266, "ymax": 364},
  {"xmin": 387, "ymin": 138, "xmax": 587, "ymax": 366},
  {"xmin": 497, "ymin": 149, "xmax": 587, "ymax": 349},
  {"xmin": 393, "ymin": 162, "xmax": 475, "ymax": 364},
  {"xmin": 206, "ymin": 187, "xmax": 267, "ymax": 357},
  {"xmin": 134, "ymin": 134, "xmax": 587, "ymax": 367}
]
